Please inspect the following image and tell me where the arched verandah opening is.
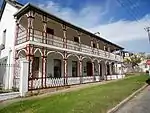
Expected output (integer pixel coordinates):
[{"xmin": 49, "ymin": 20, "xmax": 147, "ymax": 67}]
[
  {"xmin": 28, "ymin": 49, "xmax": 43, "ymax": 90},
  {"xmin": 93, "ymin": 59, "xmax": 100, "ymax": 82},
  {"xmin": 100, "ymin": 60, "xmax": 106, "ymax": 80},
  {"xmin": 82, "ymin": 56, "xmax": 94, "ymax": 83},
  {"xmin": 67, "ymin": 54, "xmax": 80, "ymax": 85},
  {"xmin": 46, "ymin": 51, "xmax": 64, "ymax": 87},
  {"xmin": 106, "ymin": 62, "xmax": 110, "ymax": 75}
]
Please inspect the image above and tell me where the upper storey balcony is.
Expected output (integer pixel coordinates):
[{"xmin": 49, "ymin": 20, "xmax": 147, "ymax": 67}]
[
  {"xmin": 16, "ymin": 29, "xmax": 123, "ymax": 62},
  {"xmin": 14, "ymin": 4, "xmax": 124, "ymax": 62}
]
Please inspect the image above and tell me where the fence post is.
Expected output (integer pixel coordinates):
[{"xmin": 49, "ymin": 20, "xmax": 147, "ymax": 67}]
[{"xmin": 19, "ymin": 59, "xmax": 29, "ymax": 97}]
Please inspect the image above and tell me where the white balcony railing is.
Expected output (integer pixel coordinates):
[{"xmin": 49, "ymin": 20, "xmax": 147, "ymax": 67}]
[{"xmin": 16, "ymin": 29, "xmax": 123, "ymax": 62}]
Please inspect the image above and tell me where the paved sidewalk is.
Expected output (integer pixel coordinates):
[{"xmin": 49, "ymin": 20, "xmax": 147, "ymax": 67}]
[{"xmin": 115, "ymin": 85, "xmax": 150, "ymax": 113}]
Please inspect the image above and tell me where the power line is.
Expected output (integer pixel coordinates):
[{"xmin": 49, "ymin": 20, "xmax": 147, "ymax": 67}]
[
  {"xmin": 117, "ymin": 0, "xmax": 150, "ymax": 26},
  {"xmin": 126, "ymin": 0, "xmax": 150, "ymax": 40},
  {"xmin": 126, "ymin": 0, "xmax": 140, "ymax": 19},
  {"xmin": 116, "ymin": 0, "xmax": 140, "ymax": 23},
  {"xmin": 126, "ymin": 0, "xmax": 150, "ymax": 26},
  {"xmin": 116, "ymin": 0, "xmax": 150, "ymax": 41}
]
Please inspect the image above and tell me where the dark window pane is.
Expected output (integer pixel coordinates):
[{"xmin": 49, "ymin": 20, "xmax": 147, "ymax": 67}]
[
  {"xmin": 46, "ymin": 28, "xmax": 54, "ymax": 35},
  {"xmin": 74, "ymin": 37, "xmax": 79, "ymax": 43},
  {"xmin": 93, "ymin": 43, "xmax": 96, "ymax": 48}
]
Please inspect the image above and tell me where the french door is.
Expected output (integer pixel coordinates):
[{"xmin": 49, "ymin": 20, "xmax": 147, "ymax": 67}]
[{"xmin": 54, "ymin": 59, "xmax": 61, "ymax": 78}]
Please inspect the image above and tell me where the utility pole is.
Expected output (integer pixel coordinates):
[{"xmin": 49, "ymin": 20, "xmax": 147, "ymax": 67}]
[
  {"xmin": 144, "ymin": 27, "xmax": 150, "ymax": 42},
  {"xmin": 144, "ymin": 27, "xmax": 150, "ymax": 76}
]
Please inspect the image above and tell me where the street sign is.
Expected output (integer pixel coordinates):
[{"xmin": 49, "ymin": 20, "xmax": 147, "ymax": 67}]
[{"xmin": 146, "ymin": 60, "xmax": 150, "ymax": 65}]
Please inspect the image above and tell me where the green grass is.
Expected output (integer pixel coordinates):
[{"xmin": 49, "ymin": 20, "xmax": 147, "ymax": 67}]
[
  {"xmin": 0, "ymin": 74, "xmax": 148, "ymax": 113},
  {"xmin": 126, "ymin": 72, "xmax": 147, "ymax": 76}
]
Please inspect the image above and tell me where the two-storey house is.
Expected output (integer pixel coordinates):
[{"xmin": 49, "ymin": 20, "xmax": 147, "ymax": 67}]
[{"xmin": 0, "ymin": 0, "xmax": 124, "ymax": 91}]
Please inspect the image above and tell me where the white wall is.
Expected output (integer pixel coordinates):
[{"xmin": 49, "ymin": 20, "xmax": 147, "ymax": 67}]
[{"xmin": 0, "ymin": 3, "xmax": 18, "ymax": 89}]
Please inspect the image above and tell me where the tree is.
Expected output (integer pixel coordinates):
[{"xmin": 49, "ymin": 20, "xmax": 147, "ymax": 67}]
[
  {"xmin": 124, "ymin": 54, "xmax": 142, "ymax": 69},
  {"xmin": 130, "ymin": 55, "xmax": 142, "ymax": 68},
  {"xmin": 146, "ymin": 54, "xmax": 150, "ymax": 59}
]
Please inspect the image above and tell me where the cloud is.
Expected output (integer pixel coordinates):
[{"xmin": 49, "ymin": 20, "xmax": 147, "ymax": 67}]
[
  {"xmin": 37, "ymin": 0, "xmax": 150, "ymax": 49},
  {"xmin": 90, "ymin": 15, "xmax": 150, "ymax": 43},
  {"xmin": 38, "ymin": 0, "xmax": 111, "ymax": 28}
]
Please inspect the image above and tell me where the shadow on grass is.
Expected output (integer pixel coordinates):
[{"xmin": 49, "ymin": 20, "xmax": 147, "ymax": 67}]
[{"xmin": 146, "ymin": 78, "xmax": 150, "ymax": 85}]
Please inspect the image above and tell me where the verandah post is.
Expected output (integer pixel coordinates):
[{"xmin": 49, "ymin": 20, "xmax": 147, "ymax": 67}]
[{"xmin": 79, "ymin": 60, "xmax": 82, "ymax": 84}]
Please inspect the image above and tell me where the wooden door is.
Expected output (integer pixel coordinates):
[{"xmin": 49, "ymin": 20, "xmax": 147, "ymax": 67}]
[
  {"xmin": 32, "ymin": 57, "xmax": 39, "ymax": 78},
  {"xmin": 72, "ymin": 61, "xmax": 77, "ymax": 77},
  {"xmin": 87, "ymin": 62, "xmax": 92, "ymax": 76}
]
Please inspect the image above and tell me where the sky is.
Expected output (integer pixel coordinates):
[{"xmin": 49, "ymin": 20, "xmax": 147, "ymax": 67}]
[{"xmin": 1, "ymin": 0, "xmax": 150, "ymax": 53}]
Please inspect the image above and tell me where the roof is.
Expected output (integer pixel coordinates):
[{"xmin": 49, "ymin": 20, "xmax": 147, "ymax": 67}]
[
  {"xmin": 14, "ymin": 3, "xmax": 124, "ymax": 50},
  {"xmin": 0, "ymin": 0, "xmax": 23, "ymax": 21}
]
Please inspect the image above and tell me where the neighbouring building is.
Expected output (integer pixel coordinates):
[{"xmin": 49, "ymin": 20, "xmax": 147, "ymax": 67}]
[
  {"xmin": 119, "ymin": 50, "xmax": 133, "ymax": 59},
  {"xmin": 138, "ymin": 60, "xmax": 149, "ymax": 72},
  {"xmin": 0, "ymin": 0, "xmax": 124, "ymax": 92}
]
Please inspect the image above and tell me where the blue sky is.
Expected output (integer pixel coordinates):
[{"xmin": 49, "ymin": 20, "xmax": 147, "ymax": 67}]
[{"xmin": 1, "ymin": 0, "xmax": 150, "ymax": 53}]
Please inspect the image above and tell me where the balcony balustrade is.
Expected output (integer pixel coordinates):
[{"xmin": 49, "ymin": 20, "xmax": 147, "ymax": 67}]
[{"xmin": 16, "ymin": 29, "xmax": 123, "ymax": 62}]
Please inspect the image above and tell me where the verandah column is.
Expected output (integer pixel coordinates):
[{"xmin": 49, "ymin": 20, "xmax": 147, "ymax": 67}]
[
  {"xmin": 92, "ymin": 61, "xmax": 95, "ymax": 82},
  {"xmin": 42, "ymin": 16, "xmax": 47, "ymax": 88},
  {"xmin": 77, "ymin": 32, "xmax": 82, "ymax": 51},
  {"xmin": 14, "ymin": 19, "xmax": 19, "ymax": 45},
  {"xmin": 109, "ymin": 63, "xmax": 112, "ymax": 80},
  {"xmin": 112, "ymin": 63, "xmax": 115, "ymax": 75},
  {"xmin": 27, "ymin": 11, "xmax": 35, "ymax": 41},
  {"xmin": 109, "ymin": 63, "xmax": 112, "ymax": 75},
  {"xmin": 26, "ymin": 44, "xmax": 34, "ymax": 90},
  {"xmin": 42, "ymin": 15, "xmax": 47, "ymax": 44},
  {"xmin": 79, "ymin": 58, "xmax": 82, "ymax": 84},
  {"xmin": 26, "ymin": 11, "xmax": 35, "ymax": 82},
  {"xmin": 63, "ymin": 58, "xmax": 67, "ymax": 85},
  {"xmin": 105, "ymin": 61, "xmax": 108, "ymax": 80},
  {"xmin": 98, "ymin": 62, "xmax": 101, "ymax": 81},
  {"xmin": 62, "ymin": 25, "xmax": 67, "ymax": 48},
  {"xmin": 41, "ymin": 48, "xmax": 47, "ymax": 88},
  {"xmin": 63, "ymin": 52, "xmax": 68, "ymax": 85}
]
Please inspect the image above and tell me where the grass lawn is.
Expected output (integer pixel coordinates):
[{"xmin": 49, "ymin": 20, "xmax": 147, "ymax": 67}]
[{"xmin": 0, "ymin": 74, "xmax": 148, "ymax": 113}]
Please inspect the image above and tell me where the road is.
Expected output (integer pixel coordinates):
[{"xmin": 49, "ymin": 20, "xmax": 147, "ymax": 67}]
[{"xmin": 115, "ymin": 85, "xmax": 150, "ymax": 113}]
